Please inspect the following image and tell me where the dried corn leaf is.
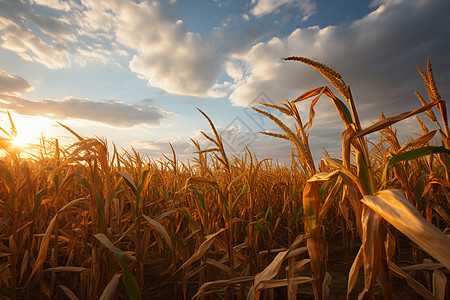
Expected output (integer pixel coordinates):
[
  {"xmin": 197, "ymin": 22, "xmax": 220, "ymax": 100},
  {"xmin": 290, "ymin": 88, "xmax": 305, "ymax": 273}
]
[
  {"xmin": 358, "ymin": 207, "xmax": 382, "ymax": 299},
  {"xmin": 99, "ymin": 274, "xmax": 122, "ymax": 300},
  {"xmin": 142, "ymin": 215, "xmax": 173, "ymax": 251},
  {"xmin": 254, "ymin": 251, "xmax": 288, "ymax": 291},
  {"xmin": 347, "ymin": 246, "xmax": 363, "ymax": 299},
  {"xmin": 193, "ymin": 276, "xmax": 254, "ymax": 299},
  {"xmin": 256, "ymin": 277, "xmax": 312, "ymax": 291},
  {"xmin": 43, "ymin": 266, "xmax": 89, "ymax": 272},
  {"xmin": 179, "ymin": 228, "xmax": 226, "ymax": 270},
  {"xmin": 401, "ymin": 262, "xmax": 444, "ymax": 272},
  {"xmin": 361, "ymin": 189, "xmax": 450, "ymax": 270},
  {"xmin": 432, "ymin": 269, "xmax": 446, "ymax": 300},
  {"xmin": 354, "ymin": 100, "xmax": 442, "ymax": 138},
  {"xmin": 58, "ymin": 285, "xmax": 79, "ymax": 300},
  {"xmin": 28, "ymin": 197, "xmax": 87, "ymax": 284},
  {"xmin": 389, "ymin": 261, "xmax": 439, "ymax": 300},
  {"xmin": 396, "ymin": 130, "xmax": 438, "ymax": 154}
]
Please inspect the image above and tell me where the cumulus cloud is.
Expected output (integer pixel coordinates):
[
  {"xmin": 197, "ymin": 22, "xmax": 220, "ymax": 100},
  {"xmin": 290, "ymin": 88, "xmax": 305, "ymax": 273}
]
[
  {"xmin": 90, "ymin": 0, "xmax": 281, "ymax": 98},
  {"xmin": 1, "ymin": 0, "xmax": 286, "ymax": 97},
  {"xmin": 229, "ymin": 0, "xmax": 450, "ymax": 125},
  {"xmin": 1, "ymin": 0, "xmax": 449, "ymax": 124},
  {"xmin": 0, "ymin": 70, "xmax": 170, "ymax": 127},
  {"xmin": 0, "ymin": 16, "xmax": 71, "ymax": 69},
  {"xmin": 74, "ymin": 0, "xmax": 220, "ymax": 97},
  {"xmin": 0, "ymin": 0, "xmax": 75, "ymax": 69},
  {"xmin": 251, "ymin": 0, "xmax": 316, "ymax": 20},
  {"xmin": 0, "ymin": 0, "xmax": 128, "ymax": 69}
]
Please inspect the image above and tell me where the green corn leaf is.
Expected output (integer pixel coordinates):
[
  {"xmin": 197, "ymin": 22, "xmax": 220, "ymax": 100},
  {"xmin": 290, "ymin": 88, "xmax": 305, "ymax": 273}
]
[
  {"xmin": 232, "ymin": 185, "xmax": 248, "ymax": 212},
  {"xmin": 305, "ymin": 205, "xmax": 316, "ymax": 234},
  {"xmin": 388, "ymin": 146, "xmax": 450, "ymax": 167},
  {"xmin": 113, "ymin": 189, "xmax": 125, "ymax": 197},
  {"xmin": 137, "ymin": 166, "xmax": 150, "ymax": 189},
  {"xmin": 320, "ymin": 177, "xmax": 337, "ymax": 198},
  {"xmin": 96, "ymin": 194, "xmax": 105, "ymax": 232},
  {"xmin": 155, "ymin": 209, "xmax": 179, "ymax": 221},
  {"xmin": 295, "ymin": 206, "xmax": 304, "ymax": 224},
  {"xmin": 32, "ymin": 189, "xmax": 46, "ymax": 220},
  {"xmin": 75, "ymin": 173, "xmax": 91, "ymax": 191},
  {"xmin": 264, "ymin": 206, "xmax": 272, "ymax": 220},
  {"xmin": 155, "ymin": 208, "xmax": 199, "ymax": 229},
  {"xmin": 94, "ymin": 234, "xmax": 141, "ymax": 300},
  {"xmin": 380, "ymin": 163, "xmax": 390, "ymax": 188},
  {"xmin": 213, "ymin": 185, "xmax": 229, "ymax": 218},
  {"xmin": 357, "ymin": 151, "xmax": 372, "ymax": 195},
  {"xmin": 414, "ymin": 176, "xmax": 426, "ymax": 212},
  {"xmin": 288, "ymin": 190, "xmax": 301, "ymax": 200},
  {"xmin": 177, "ymin": 208, "xmax": 199, "ymax": 229},
  {"xmin": 118, "ymin": 172, "xmax": 137, "ymax": 195},
  {"xmin": 135, "ymin": 194, "xmax": 141, "ymax": 217},
  {"xmin": 159, "ymin": 186, "xmax": 167, "ymax": 201},
  {"xmin": 251, "ymin": 221, "xmax": 267, "ymax": 235},
  {"xmin": 190, "ymin": 186, "xmax": 205, "ymax": 212},
  {"xmin": 333, "ymin": 97, "xmax": 353, "ymax": 125}
]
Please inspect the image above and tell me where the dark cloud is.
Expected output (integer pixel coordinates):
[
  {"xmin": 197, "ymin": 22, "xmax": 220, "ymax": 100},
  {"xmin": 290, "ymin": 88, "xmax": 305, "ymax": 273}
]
[{"xmin": 230, "ymin": 0, "xmax": 450, "ymax": 125}]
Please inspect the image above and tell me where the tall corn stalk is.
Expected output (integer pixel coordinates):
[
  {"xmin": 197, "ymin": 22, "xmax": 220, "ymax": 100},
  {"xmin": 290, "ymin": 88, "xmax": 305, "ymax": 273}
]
[{"xmin": 254, "ymin": 56, "xmax": 450, "ymax": 299}]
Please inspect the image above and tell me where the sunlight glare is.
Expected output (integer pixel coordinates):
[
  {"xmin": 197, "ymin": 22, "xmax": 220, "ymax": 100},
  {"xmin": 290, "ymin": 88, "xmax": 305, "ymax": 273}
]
[{"xmin": 2, "ymin": 113, "xmax": 57, "ymax": 150}]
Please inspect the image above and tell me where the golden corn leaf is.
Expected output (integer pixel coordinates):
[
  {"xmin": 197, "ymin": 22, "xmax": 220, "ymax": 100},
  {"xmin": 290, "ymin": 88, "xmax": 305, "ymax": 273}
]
[
  {"xmin": 28, "ymin": 197, "xmax": 87, "ymax": 284},
  {"xmin": 179, "ymin": 228, "xmax": 226, "ymax": 270},
  {"xmin": 361, "ymin": 189, "xmax": 450, "ymax": 270},
  {"xmin": 142, "ymin": 215, "xmax": 173, "ymax": 251}
]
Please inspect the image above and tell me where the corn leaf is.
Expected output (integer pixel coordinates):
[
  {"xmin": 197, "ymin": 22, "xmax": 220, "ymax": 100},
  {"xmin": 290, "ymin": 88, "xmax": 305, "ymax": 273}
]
[
  {"xmin": 388, "ymin": 146, "xmax": 450, "ymax": 167},
  {"xmin": 361, "ymin": 189, "xmax": 450, "ymax": 270},
  {"xmin": 94, "ymin": 234, "xmax": 141, "ymax": 300}
]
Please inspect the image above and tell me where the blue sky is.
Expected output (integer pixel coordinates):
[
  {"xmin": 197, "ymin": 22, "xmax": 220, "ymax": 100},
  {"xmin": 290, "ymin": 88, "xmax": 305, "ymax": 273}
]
[{"xmin": 0, "ymin": 0, "xmax": 449, "ymax": 162}]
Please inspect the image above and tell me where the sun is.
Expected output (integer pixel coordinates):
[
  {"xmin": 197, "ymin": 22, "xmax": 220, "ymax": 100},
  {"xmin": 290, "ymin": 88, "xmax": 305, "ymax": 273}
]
[
  {"xmin": 2, "ymin": 113, "xmax": 56, "ymax": 151},
  {"xmin": 12, "ymin": 134, "xmax": 33, "ymax": 148}
]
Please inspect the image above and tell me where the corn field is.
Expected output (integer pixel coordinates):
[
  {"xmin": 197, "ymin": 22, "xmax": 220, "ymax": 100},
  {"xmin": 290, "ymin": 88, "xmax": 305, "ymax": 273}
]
[{"xmin": 0, "ymin": 57, "xmax": 449, "ymax": 300}]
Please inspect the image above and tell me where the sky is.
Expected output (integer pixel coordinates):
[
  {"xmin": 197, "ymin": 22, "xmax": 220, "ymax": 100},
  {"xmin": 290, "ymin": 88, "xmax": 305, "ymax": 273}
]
[{"xmin": 0, "ymin": 0, "xmax": 449, "ymax": 163}]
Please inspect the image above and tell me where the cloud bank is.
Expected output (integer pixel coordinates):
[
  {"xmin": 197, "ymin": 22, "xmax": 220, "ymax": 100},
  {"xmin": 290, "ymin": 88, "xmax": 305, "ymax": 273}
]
[
  {"xmin": 0, "ymin": 70, "xmax": 170, "ymax": 127},
  {"xmin": 1, "ymin": 0, "xmax": 448, "ymax": 112}
]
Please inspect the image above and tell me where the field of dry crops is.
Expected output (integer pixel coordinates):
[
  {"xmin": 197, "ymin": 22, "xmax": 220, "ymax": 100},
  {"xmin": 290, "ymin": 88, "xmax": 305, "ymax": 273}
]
[{"xmin": 0, "ymin": 58, "xmax": 449, "ymax": 300}]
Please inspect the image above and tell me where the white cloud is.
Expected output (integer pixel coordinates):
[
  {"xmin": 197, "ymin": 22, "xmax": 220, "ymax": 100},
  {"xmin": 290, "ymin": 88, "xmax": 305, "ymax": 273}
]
[
  {"xmin": 30, "ymin": 0, "xmax": 70, "ymax": 11},
  {"xmin": 101, "ymin": 0, "xmax": 222, "ymax": 97},
  {"xmin": 225, "ymin": 61, "xmax": 244, "ymax": 81},
  {"xmin": 1, "ymin": 0, "xmax": 448, "ymax": 123},
  {"xmin": 0, "ymin": 0, "xmax": 285, "ymax": 97},
  {"xmin": 251, "ymin": 0, "xmax": 316, "ymax": 20},
  {"xmin": 0, "ymin": 0, "xmax": 74, "ymax": 69},
  {"xmin": 0, "ymin": 16, "xmax": 71, "ymax": 69}
]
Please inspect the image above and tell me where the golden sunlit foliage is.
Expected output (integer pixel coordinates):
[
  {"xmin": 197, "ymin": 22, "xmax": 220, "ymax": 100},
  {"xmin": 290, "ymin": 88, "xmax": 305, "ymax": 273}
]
[{"xmin": 0, "ymin": 58, "xmax": 449, "ymax": 300}]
